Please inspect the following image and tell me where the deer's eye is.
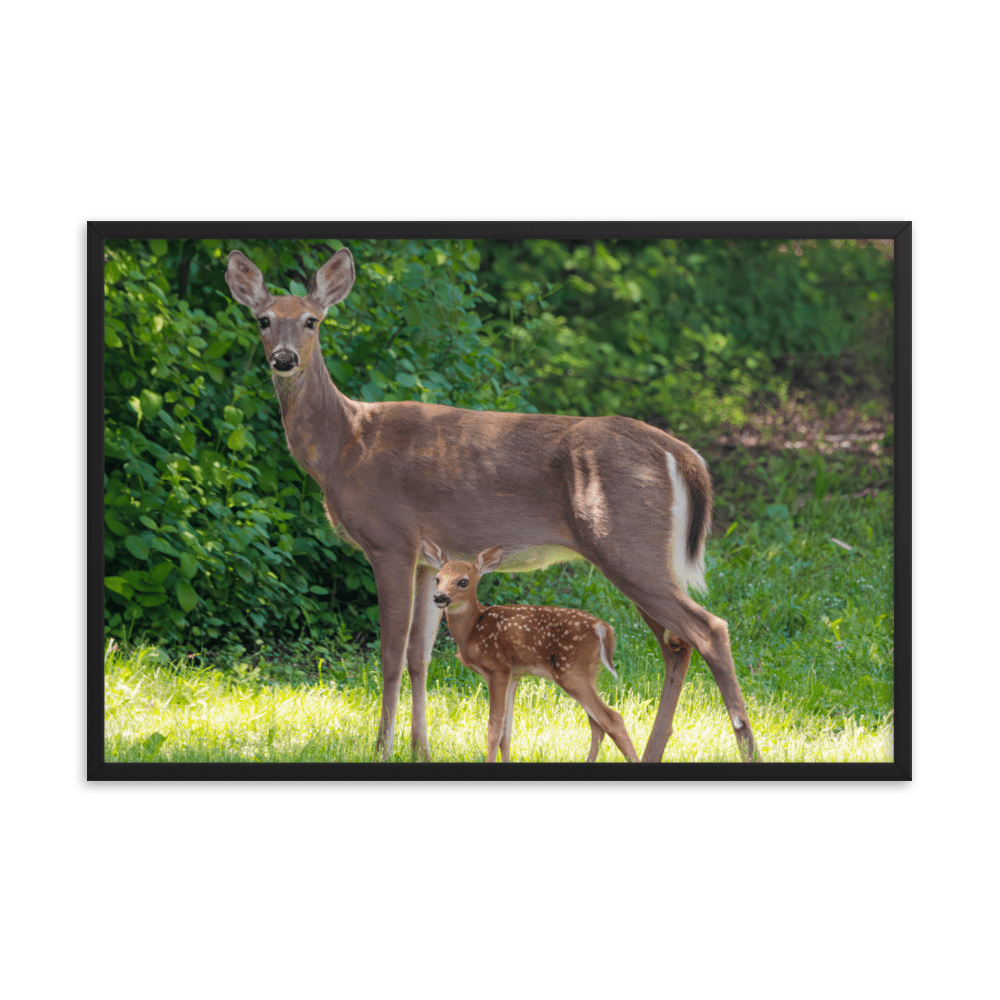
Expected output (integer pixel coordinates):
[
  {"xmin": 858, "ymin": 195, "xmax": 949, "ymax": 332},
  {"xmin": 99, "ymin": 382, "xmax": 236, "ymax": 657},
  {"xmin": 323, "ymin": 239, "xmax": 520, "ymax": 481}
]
[
  {"xmin": 305, "ymin": 318, "xmax": 316, "ymax": 329},
  {"xmin": 458, "ymin": 579, "xmax": 468, "ymax": 588},
  {"xmin": 258, "ymin": 317, "xmax": 270, "ymax": 329}
]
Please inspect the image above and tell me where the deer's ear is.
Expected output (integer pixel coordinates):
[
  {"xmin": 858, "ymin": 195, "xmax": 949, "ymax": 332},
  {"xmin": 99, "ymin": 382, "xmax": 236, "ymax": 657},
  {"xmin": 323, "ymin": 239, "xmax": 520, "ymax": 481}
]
[
  {"xmin": 226, "ymin": 251, "xmax": 272, "ymax": 312},
  {"xmin": 308, "ymin": 248, "xmax": 355, "ymax": 310},
  {"xmin": 421, "ymin": 539, "xmax": 446, "ymax": 569},
  {"xmin": 475, "ymin": 546, "xmax": 503, "ymax": 576}
]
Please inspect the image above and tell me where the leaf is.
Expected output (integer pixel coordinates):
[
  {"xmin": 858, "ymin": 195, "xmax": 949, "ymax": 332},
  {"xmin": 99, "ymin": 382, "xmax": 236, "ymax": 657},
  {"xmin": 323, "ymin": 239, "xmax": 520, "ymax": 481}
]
[
  {"xmin": 104, "ymin": 511, "xmax": 130, "ymax": 537},
  {"xmin": 236, "ymin": 396, "xmax": 259, "ymax": 420},
  {"xmin": 176, "ymin": 580, "xmax": 198, "ymax": 612},
  {"xmin": 135, "ymin": 592, "xmax": 169, "ymax": 607},
  {"xmin": 179, "ymin": 553, "xmax": 198, "ymax": 579},
  {"xmin": 227, "ymin": 426, "xmax": 247, "ymax": 451},
  {"xmin": 139, "ymin": 389, "xmax": 163, "ymax": 420},
  {"xmin": 104, "ymin": 576, "xmax": 135, "ymax": 599},
  {"xmin": 124, "ymin": 535, "xmax": 150, "ymax": 560},
  {"xmin": 148, "ymin": 561, "xmax": 175, "ymax": 585},
  {"xmin": 151, "ymin": 537, "xmax": 181, "ymax": 557},
  {"xmin": 180, "ymin": 429, "xmax": 196, "ymax": 455},
  {"xmin": 150, "ymin": 239, "xmax": 169, "ymax": 257},
  {"xmin": 202, "ymin": 338, "xmax": 234, "ymax": 361},
  {"xmin": 224, "ymin": 405, "xmax": 244, "ymax": 426}
]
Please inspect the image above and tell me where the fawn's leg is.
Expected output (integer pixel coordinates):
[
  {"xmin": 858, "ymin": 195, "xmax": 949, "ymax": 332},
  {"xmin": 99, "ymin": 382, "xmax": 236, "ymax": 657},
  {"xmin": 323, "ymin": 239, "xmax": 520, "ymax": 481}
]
[
  {"xmin": 499, "ymin": 676, "xmax": 520, "ymax": 763},
  {"xmin": 559, "ymin": 673, "xmax": 639, "ymax": 763},
  {"xmin": 585, "ymin": 716, "xmax": 606, "ymax": 763},
  {"xmin": 485, "ymin": 671, "xmax": 512, "ymax": 763}
]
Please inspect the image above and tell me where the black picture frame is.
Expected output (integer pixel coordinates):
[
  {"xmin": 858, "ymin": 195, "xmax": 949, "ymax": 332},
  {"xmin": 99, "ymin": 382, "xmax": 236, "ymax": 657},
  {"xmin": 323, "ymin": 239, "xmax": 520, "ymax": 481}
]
[{"xmin": 82, "ymin": 216, "xmax": 918, "ymax": 794}]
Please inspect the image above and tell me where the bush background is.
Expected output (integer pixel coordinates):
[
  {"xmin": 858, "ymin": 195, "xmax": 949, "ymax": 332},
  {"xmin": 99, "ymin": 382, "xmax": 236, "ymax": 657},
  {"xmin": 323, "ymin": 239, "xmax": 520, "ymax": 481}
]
[{"xmin": 103, "ymin": 235, "xmax": 893, "ymax": 658}]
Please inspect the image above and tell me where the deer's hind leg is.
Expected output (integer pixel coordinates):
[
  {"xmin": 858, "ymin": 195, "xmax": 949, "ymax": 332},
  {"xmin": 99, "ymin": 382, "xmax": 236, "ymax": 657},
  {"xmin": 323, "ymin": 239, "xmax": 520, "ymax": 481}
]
[
  {"xmin": 628, "ymin": 583, "xmax": 755, "ymax": 761},
  {"xmin": 632, "ymin": 605, "xmax": 693, "ymax": 763},
  {"xmin": 590, "ymin": 545, "xmax": 756, "ymax": 762}
]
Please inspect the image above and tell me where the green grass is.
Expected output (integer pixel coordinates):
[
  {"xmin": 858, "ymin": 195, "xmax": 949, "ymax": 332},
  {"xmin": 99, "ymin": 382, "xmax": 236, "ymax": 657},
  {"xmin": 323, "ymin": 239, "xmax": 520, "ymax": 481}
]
[
  {"xmin": 105, "ymin": 649, "xmax": 892, "ymax": 764},
  {"xmin": 104, "ymin": 481, "xmax": 894, "ymax": 765}
]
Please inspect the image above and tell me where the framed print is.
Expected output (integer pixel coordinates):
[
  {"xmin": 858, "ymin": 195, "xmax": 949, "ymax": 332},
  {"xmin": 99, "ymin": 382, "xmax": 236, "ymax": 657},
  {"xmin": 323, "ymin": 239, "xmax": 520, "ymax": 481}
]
[{"xmin": 89, "ymin": 222, "xmax": 909, "ymax": 780}]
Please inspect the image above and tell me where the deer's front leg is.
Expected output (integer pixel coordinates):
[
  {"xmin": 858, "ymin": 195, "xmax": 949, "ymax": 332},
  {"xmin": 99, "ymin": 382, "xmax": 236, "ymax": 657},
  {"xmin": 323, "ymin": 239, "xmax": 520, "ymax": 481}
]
[
  {"xmin": 406, "ymin": 564, "xmax": 443, "ymax": 761},
  {"xmin": 485, "ymin": 671, "xmax": 512, "ymax": 763},
  {"xmin": 368, "ymin": 552, "xmax": 417, "ymax": 760}
]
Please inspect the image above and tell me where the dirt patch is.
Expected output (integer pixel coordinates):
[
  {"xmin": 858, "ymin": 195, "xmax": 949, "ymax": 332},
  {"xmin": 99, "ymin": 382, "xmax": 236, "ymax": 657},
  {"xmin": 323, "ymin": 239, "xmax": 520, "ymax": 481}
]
[{"xmin": 715, "ymin": 394, "xmax": 892, "ymax": 456}]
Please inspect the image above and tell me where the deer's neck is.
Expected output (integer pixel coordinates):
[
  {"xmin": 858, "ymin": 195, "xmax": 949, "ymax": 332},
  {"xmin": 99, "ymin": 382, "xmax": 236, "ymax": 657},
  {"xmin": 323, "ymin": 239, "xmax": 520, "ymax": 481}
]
[
  {"xmin": 272, "ymin": 349, "xmax": 357, "ymax": 483},
  {"xmin": 444, "ymin": 598, "xmax": 488, "ymax": 650}
]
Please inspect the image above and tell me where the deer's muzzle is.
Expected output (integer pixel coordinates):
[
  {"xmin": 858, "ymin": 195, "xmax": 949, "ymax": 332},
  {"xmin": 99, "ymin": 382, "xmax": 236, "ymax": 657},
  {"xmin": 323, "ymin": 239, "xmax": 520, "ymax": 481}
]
[
  {"xmin": 433, "ymin": 592, "xmax": 451, "ymax": 608},
  {"xmin": 270, "ymin": 349, "xmax": 299, "ymax": 372}
]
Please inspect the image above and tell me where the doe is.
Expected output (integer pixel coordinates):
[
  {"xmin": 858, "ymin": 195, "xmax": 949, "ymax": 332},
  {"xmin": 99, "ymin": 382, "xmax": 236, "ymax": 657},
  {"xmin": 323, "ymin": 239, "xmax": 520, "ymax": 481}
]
[
  {"xmin": 225, "ymin": 246, "xmax": 757, "ymax": 763},
  {"xmin": 423, "ymin": 541, "xmax": 640, "ymax": 763}
]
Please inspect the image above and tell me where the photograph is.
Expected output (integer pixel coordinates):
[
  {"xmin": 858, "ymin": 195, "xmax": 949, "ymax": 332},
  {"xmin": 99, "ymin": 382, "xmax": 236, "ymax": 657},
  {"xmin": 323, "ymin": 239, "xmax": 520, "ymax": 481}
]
[{"xmin": 92, "ymin": 224, "xmax": 907, "ymax": 779}]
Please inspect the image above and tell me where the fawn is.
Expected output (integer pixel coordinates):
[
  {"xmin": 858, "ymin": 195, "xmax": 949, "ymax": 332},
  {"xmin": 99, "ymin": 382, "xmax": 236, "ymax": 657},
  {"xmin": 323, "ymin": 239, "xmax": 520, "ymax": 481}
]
[{"xmin": 422, "ymin": 540, "xmax": 640, "ymax": 763}]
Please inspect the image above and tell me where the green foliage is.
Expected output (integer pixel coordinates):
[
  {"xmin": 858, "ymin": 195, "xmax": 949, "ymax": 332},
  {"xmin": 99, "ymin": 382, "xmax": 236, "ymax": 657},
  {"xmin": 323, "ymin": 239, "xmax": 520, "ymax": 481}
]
[
  {"xmin": 478, "ymin": 238, "xmax": 893, "ymax": 436},
  {"xmin": 103, "ymin": 238, "xmax": 534, "ymax": 650},
  {"xmin": 104, "ymin": 236, "xmax": 893, "ymax": 660}
]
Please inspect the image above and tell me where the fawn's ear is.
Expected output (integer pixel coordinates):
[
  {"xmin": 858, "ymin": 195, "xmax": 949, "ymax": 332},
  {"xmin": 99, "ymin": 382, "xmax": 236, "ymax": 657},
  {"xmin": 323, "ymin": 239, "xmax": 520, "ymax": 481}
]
[
  {"xmin": 474, "ymin": 546, "xmax": 503, "ymax": 576},
  {"xmin": 226, "ymin": 251, "xmax": 272, "ymax": 312},
  {"xmin": 308, "ymin": 248, "xmax": 355, "ymax": 310},
  {"xmin": 421, "ymin": 539, "xmax": 447, "ymax": 569}
]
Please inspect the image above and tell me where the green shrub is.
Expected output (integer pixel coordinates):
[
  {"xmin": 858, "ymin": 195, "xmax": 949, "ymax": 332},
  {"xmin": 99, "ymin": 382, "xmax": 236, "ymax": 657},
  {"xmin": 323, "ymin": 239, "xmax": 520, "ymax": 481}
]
[
  {"xmin": 104, "ymin": 236, "xmax": 893, "ymax": 657},
  {"xmin": 478, "ymin": 238, "xmax": 893, "ymax": 435},
  {"xmin": 103, "ymin": 238, "xmax": 535, "ymax": 650}
]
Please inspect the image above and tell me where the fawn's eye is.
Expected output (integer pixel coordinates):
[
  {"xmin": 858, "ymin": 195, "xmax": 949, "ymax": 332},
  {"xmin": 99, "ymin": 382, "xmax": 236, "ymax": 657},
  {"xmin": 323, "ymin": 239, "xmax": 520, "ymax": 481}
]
[
  {"xmin": 458, "ymin": 579, "xmax": 468, "ymax": 588},
  {"xmin": 258, "ymin": 316, "xmax": 270, "ymax": 329},
  {"xmin": 305, "ymin": 318, "xmax": 316, "ymax": 329}
]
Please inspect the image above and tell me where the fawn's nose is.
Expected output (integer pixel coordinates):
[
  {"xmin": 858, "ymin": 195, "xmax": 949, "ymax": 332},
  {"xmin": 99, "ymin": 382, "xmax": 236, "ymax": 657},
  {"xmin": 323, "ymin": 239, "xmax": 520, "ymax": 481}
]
[
  {"xmin": 270, "ymin": 348, "xmax": 299, "ymax": 372},
  {"xmin": 433, "ymin": 591, "xmax": 451, "ymax": 608}
]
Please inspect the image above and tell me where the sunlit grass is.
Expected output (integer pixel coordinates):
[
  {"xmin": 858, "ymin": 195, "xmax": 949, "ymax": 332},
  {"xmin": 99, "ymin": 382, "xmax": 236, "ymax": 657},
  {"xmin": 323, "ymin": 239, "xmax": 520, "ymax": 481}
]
[
  {"xmin": 104, "ymin": 482, "xmax": 894, "ymax": 766},
  {"xmin": 105, "ymin": 645, "xmax": 892, "ymax": 764}
]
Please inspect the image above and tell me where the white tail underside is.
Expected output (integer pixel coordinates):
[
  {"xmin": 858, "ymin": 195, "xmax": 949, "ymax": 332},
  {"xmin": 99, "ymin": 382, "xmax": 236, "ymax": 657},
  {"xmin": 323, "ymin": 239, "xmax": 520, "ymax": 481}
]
[{"xmin": 664, "ymin": 450, "xmax": 707, "ymax": 594}]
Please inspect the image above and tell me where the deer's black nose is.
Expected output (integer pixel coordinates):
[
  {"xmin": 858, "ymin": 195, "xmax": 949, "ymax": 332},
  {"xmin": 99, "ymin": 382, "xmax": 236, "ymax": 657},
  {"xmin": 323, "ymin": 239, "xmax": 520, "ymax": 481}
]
[
  {"xmin": 270, "ymin": 349, "xmax": 299, "ymax": 372},
  {"xmin": 433, "ymin": 593, "xmax": 450, "ymax": 608}
]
